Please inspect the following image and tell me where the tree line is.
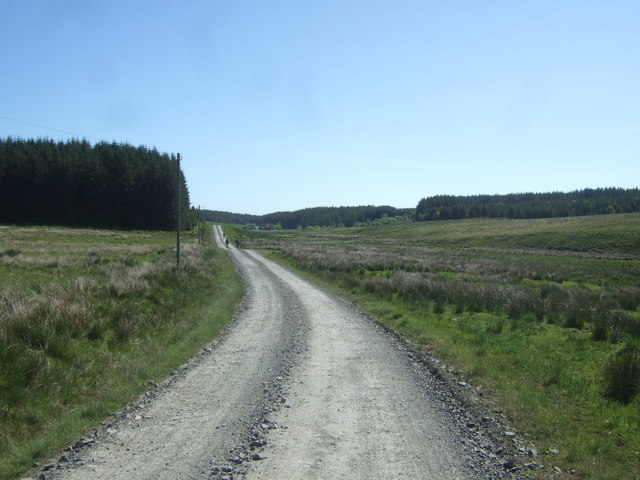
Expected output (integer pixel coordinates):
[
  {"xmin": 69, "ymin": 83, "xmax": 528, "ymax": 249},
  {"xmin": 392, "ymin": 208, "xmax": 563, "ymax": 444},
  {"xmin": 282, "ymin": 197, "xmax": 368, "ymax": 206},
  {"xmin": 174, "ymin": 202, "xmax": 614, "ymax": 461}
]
[
  {"xmin": 416, "ymin": 188, "xmax": 640, "ymax": 221},
  {"xmin": 204, "ymin": 205, "xmax": 414, "ymax": 229},
  {"xmin": 0, "ymin": 137, "xmax": 194, "ymax": 230},
  {"xmin": 206, "ymin": 187, "xmax": 640, "ymax": 230}
]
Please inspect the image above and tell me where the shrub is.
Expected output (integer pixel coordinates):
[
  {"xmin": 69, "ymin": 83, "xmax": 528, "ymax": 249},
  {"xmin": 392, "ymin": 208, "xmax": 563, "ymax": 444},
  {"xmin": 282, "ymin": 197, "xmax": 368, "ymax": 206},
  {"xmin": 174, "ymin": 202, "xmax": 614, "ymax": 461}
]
[
  {"xmin": 393, "ymin": 270, "xmax": 425, "ymax": 303},
  {"xmin": 487, "ymin": 318, "xmax": 506, "ymax": 334},
  {"xmin": 505, "ymin": 288, "xmax": 544, "ymax": 320},
  {"xmin": 561, "ymin": 296, "xmax": 587, "ymax": 329},
  {"xmin": 603, "ymin": 346, "xmax": 640, "ymax": 403},
  {"xmin": 562, "ymin": 312, "xmax": 585, "ymax": 330},
  {"xmin": 592, "ymin": 317, "xmax": 609, "ymax": 341},
  {"xmin": 613, "ymin": 311, "xmax": 640, "ymax": 337},
  {"xmin": 340, "ymin": 275, "xmax": 362, "ymax": 290},
  {"xmin": 615, "ymin": 287, "xmax": 640, "ymax": 311},
  {"xmin": 433, "ymin": 300, "xmax": 445, "ymax": 314},
  {"xmin": 363, "ymin": 276, "xmax": 395, "ymax": 299}
]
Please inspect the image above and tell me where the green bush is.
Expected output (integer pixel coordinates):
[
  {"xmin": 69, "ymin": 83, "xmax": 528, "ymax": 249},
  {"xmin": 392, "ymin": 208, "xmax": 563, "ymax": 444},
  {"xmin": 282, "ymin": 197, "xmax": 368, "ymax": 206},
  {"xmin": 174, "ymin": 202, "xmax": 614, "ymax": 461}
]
[
  {"xmin": 592, "ymin": 317, "xmax": 610, "ymax": 341},
  {"xmin": 615, "ymin": 286, "xmax": 640, "ymax": 311},
  {"xmin": 603, "ymin": 346, "xmax": 640, "ymax": 403}
]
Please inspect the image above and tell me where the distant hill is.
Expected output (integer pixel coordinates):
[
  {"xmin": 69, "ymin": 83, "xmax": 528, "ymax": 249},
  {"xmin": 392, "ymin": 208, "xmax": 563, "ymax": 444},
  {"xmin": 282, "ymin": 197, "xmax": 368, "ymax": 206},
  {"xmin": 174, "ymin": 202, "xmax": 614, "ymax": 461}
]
[
  {"xmin": 416, "ymin": 188, "xmax": 640, "ymax": 221},
  {"xmin": 204, "ymin": 205, "xmax": 414, "ymax": 229}
]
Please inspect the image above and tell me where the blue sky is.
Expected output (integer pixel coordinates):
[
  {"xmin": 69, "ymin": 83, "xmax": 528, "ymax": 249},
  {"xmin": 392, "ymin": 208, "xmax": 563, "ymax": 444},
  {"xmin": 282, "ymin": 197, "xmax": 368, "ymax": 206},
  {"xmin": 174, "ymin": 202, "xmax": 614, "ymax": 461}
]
[{"xmin": 1, "ymin": 1, "xmax": 639, "ymax": 215}]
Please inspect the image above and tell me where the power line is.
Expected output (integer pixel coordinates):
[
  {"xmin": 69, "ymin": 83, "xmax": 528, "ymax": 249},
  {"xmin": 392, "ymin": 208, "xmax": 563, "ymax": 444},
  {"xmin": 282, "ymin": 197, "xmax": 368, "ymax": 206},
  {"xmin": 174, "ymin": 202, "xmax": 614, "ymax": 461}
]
[{"xmin": 0, "ymin": 114, "xmax": 93, "ymax": 139}]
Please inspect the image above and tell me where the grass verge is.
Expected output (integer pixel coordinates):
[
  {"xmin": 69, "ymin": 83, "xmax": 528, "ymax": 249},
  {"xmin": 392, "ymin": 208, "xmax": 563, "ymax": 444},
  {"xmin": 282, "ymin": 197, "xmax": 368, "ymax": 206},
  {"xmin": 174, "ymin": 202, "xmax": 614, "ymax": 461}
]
[{"xmin": 0, "ymin": 226, "xmax": 243, "ymax": 480}]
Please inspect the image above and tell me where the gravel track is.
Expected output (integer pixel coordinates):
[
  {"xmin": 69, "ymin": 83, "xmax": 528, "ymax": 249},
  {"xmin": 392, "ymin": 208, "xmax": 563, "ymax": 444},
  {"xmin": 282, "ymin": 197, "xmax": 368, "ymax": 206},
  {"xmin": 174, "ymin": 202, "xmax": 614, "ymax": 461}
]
[{"xmin": 38, "ymin": 226, "xmax": 522, "ymax": 480}]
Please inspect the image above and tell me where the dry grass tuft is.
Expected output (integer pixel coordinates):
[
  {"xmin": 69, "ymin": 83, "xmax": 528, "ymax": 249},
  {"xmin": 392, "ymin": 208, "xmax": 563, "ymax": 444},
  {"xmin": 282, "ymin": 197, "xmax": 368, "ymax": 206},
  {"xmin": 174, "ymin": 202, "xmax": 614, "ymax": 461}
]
[{"xmin": 0, "ymin": 281, "xmax": 95, "ymax": 348}]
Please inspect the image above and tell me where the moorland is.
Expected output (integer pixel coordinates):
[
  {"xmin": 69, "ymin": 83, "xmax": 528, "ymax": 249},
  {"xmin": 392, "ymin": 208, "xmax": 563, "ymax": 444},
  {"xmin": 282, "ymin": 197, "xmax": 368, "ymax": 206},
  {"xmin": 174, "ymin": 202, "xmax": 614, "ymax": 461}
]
[
  {"xmin": 236, "ymin": 213, "xmax": 640, "ymax": 479},
  {"xmin": 0, "ymin": 225, "xmax": 242, "ymax": 479}
]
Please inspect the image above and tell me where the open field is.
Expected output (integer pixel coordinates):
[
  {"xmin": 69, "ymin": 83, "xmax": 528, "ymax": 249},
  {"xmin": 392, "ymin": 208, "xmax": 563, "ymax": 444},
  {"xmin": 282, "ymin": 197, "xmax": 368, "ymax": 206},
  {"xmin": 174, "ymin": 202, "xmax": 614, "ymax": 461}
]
[
  {"xmin": 0, "ymin": 225, "xmax": 243, "ymax": 480},
  {"xmin": 238, "ymin": 213, "xmax": 640, "ymax": 479}
]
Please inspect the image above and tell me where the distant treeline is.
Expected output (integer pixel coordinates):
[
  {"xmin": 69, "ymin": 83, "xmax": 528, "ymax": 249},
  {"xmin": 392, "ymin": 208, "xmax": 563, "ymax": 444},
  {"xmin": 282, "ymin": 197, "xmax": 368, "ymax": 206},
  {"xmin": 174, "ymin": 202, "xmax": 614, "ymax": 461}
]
[
  {"xmin": 204, "ymin": 205, "xmax": 414, "ymax": 229},
  {"xmin": 0, "ymin": 137, "xmax": 194, "ymax": 230},
  {"xmin": 206, "ymin": 187, "xmax": 640, "ymax": 230},
  {"xmin": 416, "ymin": 188, "xmax": 640, "ymax": 221},
  {"xmin": 203, "ymin": 210, "xmax": 258, "ymax": 225}
]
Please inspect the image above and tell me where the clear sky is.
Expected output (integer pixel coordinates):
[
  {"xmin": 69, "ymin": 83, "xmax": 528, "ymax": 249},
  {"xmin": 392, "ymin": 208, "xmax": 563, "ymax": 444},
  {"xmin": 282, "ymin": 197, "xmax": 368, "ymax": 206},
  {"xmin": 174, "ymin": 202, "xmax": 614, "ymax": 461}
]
[{"xmin": 1, "ymin": 1, "xmax": 639, "ymax": 215}]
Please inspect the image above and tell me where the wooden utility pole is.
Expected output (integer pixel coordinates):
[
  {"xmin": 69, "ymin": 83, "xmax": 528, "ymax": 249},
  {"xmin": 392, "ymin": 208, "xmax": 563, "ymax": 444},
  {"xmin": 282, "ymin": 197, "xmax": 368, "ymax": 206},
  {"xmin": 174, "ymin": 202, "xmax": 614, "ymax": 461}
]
[{"xmin": 176, "ymin": 153, "xmax": 181, "ymax": 268}]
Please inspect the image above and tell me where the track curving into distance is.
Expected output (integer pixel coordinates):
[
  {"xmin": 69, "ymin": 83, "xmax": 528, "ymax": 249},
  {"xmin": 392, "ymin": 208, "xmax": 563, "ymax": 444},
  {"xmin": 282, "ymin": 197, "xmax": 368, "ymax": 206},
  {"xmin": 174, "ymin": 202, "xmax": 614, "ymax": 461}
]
[{"xmin": 45, "ymin": 226, "xmax": 514, "ymax": 480}]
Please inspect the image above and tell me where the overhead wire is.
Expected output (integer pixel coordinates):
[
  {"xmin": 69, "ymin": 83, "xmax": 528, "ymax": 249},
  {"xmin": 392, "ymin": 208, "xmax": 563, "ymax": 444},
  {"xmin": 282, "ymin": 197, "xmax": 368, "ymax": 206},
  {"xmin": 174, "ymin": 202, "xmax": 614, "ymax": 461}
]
[{"xmin": 0, "ymin": 114, "xmax": 95, "ymax": 140}]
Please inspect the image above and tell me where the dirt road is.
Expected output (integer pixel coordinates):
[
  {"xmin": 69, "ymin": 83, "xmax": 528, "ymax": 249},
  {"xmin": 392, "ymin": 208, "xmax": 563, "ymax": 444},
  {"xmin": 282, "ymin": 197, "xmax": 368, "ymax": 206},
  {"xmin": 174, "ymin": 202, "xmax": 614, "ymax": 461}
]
[{"xmin": 44, "ymin": 226, "xmax": 515, "ymax": 479}]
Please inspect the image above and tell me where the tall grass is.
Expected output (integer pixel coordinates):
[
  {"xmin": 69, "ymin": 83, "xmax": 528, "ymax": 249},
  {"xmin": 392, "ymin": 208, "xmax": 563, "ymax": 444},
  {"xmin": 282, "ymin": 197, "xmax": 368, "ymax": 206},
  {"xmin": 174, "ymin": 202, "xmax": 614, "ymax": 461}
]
[
  {"xmin": 263, "ymin": 241, "xmax": 640, "ymax": 341},
  {"xmin": 603, "ymin": 346, "xmax": 640, "ymax": 403},
  {"xmin": 0, "ymin": 226, "xmax": 243, "ymax": 480},
  {"xmin": 0, "ymin": 281, "xmax": 93, "ymax": 348}
]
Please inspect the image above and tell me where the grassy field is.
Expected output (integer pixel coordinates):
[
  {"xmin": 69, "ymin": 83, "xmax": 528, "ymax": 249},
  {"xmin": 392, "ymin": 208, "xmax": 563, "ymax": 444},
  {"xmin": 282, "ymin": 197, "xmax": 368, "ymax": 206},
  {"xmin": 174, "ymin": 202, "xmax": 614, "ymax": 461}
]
[
  {"xmin": 0, "ymin": 225, "xmax": 243, "ymax": 480},
  {"xmin": 238, "ymin": 213, "xmax": 640, "ymax": 480}
]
